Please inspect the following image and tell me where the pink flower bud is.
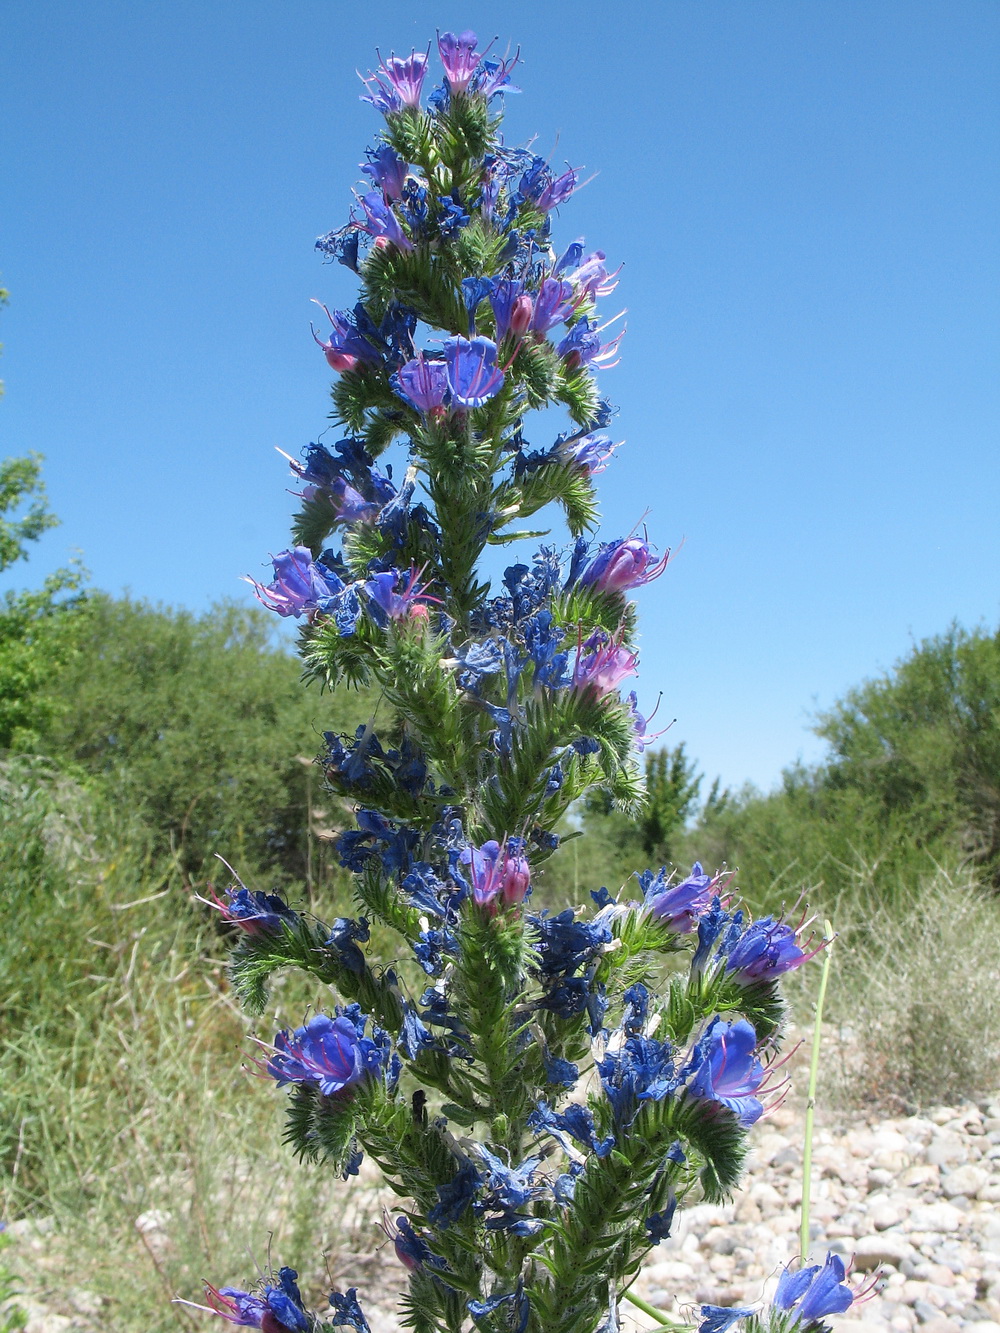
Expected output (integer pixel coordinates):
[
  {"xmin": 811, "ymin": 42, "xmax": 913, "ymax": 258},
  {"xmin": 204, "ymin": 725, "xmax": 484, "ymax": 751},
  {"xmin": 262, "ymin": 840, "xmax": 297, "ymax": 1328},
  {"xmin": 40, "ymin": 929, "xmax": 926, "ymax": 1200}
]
[{"xmin": 509, "ymin": 294, "xmax": 534, "ymax": 337}]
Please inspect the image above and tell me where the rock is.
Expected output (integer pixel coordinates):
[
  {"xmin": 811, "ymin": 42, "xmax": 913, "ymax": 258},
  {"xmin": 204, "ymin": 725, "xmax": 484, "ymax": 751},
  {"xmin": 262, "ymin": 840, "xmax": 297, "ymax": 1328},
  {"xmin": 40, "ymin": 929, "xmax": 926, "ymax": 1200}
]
[
  {"xmin": 854, "ymin": 1232, "xmax": 915, "ymax": 1269},
  {"xmin": 964, "ymin": 1323, "xmax": 1000, "ymax": 1333},
  {"xmin": 925, "ymin": 1134, "xmax": 967, "ymax": 1168},
  {"xmin": 869, "ymin": 1199, "xmax": 905, "ymax": 1231},
  {"xmin": 907, "ymin": 1203, "xmax": 965, "ymax": 1234}
]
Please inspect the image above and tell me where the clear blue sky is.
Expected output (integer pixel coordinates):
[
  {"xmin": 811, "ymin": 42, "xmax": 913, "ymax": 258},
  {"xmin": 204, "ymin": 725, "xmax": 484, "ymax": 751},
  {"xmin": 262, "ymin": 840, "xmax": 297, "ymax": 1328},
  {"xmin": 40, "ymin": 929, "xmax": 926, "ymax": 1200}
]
[{"xmin": 2, "ymin": 1, "xmax": 998, "ymax": 792}]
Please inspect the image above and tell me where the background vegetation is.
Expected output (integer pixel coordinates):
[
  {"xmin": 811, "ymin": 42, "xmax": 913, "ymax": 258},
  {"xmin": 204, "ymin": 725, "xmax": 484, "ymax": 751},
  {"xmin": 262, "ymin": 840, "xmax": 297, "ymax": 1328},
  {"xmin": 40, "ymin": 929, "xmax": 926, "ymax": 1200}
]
[{"xmin": 2, "ymin": 450, "xmax": 999, "ymax": 1327}]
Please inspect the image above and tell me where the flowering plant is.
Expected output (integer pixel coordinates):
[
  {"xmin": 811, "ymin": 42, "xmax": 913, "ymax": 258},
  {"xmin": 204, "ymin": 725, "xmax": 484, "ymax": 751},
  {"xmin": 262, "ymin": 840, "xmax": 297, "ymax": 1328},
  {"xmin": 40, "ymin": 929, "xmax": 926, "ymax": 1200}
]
[{"xmin": 196, "ymin": 31, "xmax": 855, "ymax": 1333}]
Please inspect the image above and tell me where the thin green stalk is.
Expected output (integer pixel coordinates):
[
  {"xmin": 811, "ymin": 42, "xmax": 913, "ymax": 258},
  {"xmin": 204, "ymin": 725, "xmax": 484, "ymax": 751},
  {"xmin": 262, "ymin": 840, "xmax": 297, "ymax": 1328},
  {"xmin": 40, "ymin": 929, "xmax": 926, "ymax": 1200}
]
[
  {"xmin": 800, "ymin": 919, "xmax": 835, "ymax": 1262},
  {"xmin": 622, "ymin": 1287, "xmax": 687, "ymax": 1330}
]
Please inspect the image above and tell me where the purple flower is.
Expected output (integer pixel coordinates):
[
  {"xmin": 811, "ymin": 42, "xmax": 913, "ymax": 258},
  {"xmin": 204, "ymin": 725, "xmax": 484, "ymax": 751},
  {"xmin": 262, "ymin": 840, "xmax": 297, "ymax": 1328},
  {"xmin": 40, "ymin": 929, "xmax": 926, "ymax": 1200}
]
[
  {"xmin": 384, "ymin": 1216, "xmax": 446, "ymax": 1274},
  {"xmin": 557, "ymin": 315, "xmax": 625, "ymax": 371},
  {"xmin": 571, "ymin": 632, "xmax": 638, "ymax": 698},
  {"xmin": 529, "ymin": 277, "xmax": 576, "ymax": 333},
  {"xmin": 363, "ymin": 566, "xmax": 433, "ymax": 624},
  {"xmin": 200, "ymin": 1284, "xmax": 267, "ymax": 1326},
  {"xmin": 563, "ymin": 249, "xmax": 620, "ymax": 301},
  {"xmin": 437, "ymin": 30, "xmax": 482, "ymax": 95},
  {"xmin": 687, "ymin": 1017, "xmax": 765, "ymax": 1127},
  {"xmin": 330, "ymin": 477, "xmax": 379, "ymax": 524},
  {"xmin": 699, "ymin": 1306, "xmax": 755, "ymax": 1333},
  {"xmin": 362, "ymin": 145, "xmax": 409, "ymax": 201},
  {"xmin": 641, "ymin": 863, "xmax": 719, "ymax": 933},
  {"xmin": 535, "ymin": 167, "xmax": 579, "ymax": 212},
  {"xmin": 578, "ymin": 538, "xmax": 670, "ymax": 594},
  {"xmin": 266, "ymin": 1012, "xmax": 385, "ymax": 1098},
  {"xmin": 211, "ymin": 883, "xmax": 298, "ymax": 937},
  {"xmin": 196, "ymin": 1268, "xmax": 309, "ymax": 1331},
  {"xmin": 310, "ymin": 301, "xmax": 381, "ymax": 373},
  {"xmin": 471, "ymin": 51, "xmax": 521, "ymax": 99},
  {"xmin": 391, "ymin": 354, "xmax": 449, "ymax": 413},
  {"xmin": 360, "ymin": 49, "xmax": 428, "ymax": 114},
  {"xmin": 597, "ymin": 1033, "xmax": 676, "ymax": 1126},
  {"xmin": 245, "ymin": 547, "xmax": 346, "ymax": 619},
  {"xmin": 353, "ymin": 191, "xmax": 414, "ymax": 252},
  {"xmin": 558, "ymin": 430, "xmax": 621, "ymax": 475},
  {"xmin": 328, "ymin": 1287, "xmax": 372, "ymax": 1333},
  {"xmin": 625, "ymin": 691, "xmax": 665, "ymax": 752},
  {"xmin": 724, "ymin": 916, "xmax": 815, "ymax": 983},
  {"xmin": 774, "ymin": 1253, "xmax": 856, "ymax": 1323},
  {"xmin": 646, "ymin": 1195, "xmax": 677, "ymax": 1244},
  {"xmin": 459, "ymin": 839, "xmax": 530, "ymax": 910},
  {"xmin": 488, "ymin": 278, "xmax": 527, "ymax": 339},
  {"xmin": 442, "ymin": 336, "xmax": 505, "ymax": 408}
]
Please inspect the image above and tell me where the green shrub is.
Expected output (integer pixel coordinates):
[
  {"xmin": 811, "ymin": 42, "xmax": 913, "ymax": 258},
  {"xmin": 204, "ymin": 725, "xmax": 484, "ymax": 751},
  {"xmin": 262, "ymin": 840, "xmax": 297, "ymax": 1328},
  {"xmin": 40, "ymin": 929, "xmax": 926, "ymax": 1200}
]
[{"xmin": 29, "ymin": 594, "xmax": 373, "ymax": 884}]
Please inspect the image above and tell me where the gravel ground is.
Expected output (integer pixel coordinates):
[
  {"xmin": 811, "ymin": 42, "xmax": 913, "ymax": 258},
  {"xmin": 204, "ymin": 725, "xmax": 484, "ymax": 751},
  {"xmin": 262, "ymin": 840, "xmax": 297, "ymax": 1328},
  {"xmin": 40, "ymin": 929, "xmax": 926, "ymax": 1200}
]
[{"xmin": 6, "ymin": 1027, "xmax": 1000, "ymax": 1333}]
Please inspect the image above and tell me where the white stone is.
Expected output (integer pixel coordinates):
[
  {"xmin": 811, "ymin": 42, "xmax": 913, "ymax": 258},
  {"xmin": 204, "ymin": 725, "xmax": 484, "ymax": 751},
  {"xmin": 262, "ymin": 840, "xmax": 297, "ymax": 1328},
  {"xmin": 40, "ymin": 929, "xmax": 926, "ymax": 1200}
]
[
  {"xmin": 854, "ymin": 1232, "xmax": 915, "ymax": 1269},
  {"xmin": 907, "ymin": 1202, "xmax": 965, "ymax": 1234}
]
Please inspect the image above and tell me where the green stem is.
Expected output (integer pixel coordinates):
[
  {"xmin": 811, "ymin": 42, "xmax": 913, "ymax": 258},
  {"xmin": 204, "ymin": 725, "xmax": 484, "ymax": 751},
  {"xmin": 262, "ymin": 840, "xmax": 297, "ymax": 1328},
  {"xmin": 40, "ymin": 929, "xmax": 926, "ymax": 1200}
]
[
  {"xmin": 800, "ymin": 919, "xmax": 835, "ymax": 1262},
  {"xmin": 621, "ymin": 1287, "xmax": 687, "ymax": 1330}
]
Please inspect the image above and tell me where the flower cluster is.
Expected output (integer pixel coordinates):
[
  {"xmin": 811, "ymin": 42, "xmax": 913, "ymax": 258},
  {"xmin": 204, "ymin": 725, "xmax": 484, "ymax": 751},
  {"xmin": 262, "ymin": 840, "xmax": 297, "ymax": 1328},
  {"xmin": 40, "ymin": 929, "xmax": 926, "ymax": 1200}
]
[{"xmin": 202, "ymin": 30, "xmax": 835, "ymax": 1333}]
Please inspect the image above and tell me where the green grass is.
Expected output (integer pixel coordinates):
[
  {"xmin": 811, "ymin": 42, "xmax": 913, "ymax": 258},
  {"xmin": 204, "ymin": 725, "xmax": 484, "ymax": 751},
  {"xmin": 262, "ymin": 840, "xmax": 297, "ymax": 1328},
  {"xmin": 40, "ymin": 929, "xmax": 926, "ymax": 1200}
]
[{"xmin": 0, "ymin": 756, "xmax": 392, "ymax": 1331}]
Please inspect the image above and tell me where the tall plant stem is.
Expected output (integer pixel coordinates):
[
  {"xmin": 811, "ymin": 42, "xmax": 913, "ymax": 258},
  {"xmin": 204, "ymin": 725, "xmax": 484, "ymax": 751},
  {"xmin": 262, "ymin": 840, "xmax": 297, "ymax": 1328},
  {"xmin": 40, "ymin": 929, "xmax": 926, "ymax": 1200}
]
[
  {"xmin": 621, "ymin": 1287, "xmax": 687, "ymax": 1330},
  {"xmin": 800, "ymin": 918, "xmax": 835, "ymax": 1262}
]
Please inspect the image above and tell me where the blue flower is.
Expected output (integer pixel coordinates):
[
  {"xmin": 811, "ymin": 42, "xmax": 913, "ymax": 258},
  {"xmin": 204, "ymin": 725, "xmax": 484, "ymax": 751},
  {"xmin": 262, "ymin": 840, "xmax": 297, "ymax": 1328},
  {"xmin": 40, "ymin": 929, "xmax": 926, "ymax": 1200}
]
[
  {"xmin": 198, "ymin": 1267, "xmax": 309, "ymax": 1331},
  {"xmin": 774, "ymin": 1253, "xmax": 856, "ymax": 1323},
  {"xmin": 263, "ymin": 1268, "xmax": 310, "ymax": 1331},
  {"xmin": 362, "ymin": 145, "xmax": 409, "ymax": 201},
  {"xmin": 364, "ymin": 567, "xmax": 433, "ymax": 625},
  {"xmin": 311, "ymin": 302, "xmax": 382, "ymax": 372},
  {"xmin": 213, "ymin": 881, "xmax": 298, "ymax": 937},
  {"xmin": 438, "ymin": 196, "xmax": 471, "ymax": 238},
  {"xmin": 462, "ymin": 276, "xmax": 495, "ymax": 333},
  {"xmin": 558, "ymin": 429, "xmax": 620, "ymax": 475},
  {"xmin": 437, "ymin": 30, "xmax": 482, "ymax": 95},
  {"xmin": 245, "ymin": 547, "xmax": 347, "ymax": 620},
  {"xmin": 353, "ymin": 190, "xmax": 414, "ymax": 252},
  {"xmin": 641, "ymin": 863, "xmax": 717, "ymax": 933},
  {"xmin": 315, "ymin": 227, "xmax": 360, "ymax": 271},
  {"xmin": 699, "ymin": 1305, "xmax": 754, "ymax": 1333},
  {"xmin": 454, "ymin": 636, "xmax": 506, "ymax": 693},
  {"xmin": 471, "ymin": 53, "xmax": 521, "ymax": 100},
  {"xmin": 390, "ymin": 354, "xmax": 449, "ymax": 413},
  {"xmin": 398, "ymin": 1001, "xmax": 436, "ymax": 1059},
  {"xmin": 199, "ymin": 1283, "xmax": 267, "ymax": 1326},
  {"xmin": 530, "ymin": 909, "xmax": 612, "ymax": 980},
  {"xmin": 645, "ymin": 1195, "xmax": 677, "ymax": 1244},
  {"xmin": 329, "ymin": 1286, "xmax": 372, "ymax": 1333},
  {"xmin": 386, "ymin": 1216, "xmax": 448, "ymax": 1274},
  {"xmin": 578, "ymin": 537, "xmax": 669, "ymax": 594},
  {"xmin": 621, "ymin": 983, "xmax": 650, "ymax": 1036},
  {"xmin": 597, "ymin": 1034, "xmax": 675, "ymax": 1126},
  {"xmin": 468, "ymin": 1284, "xmax": 530, "ymax": 1333},
  {"xmin": 441, "ymin": 336, "xmax": 505, "ymax": 408},
  {"xmin": 556, "ymin": 315, "xmax": 624, "ymax": 371},
  {"xmin": 725, "ymin": 917, "xmax": 811, "ymax": 983},
  {"xmin": 336, "ymin": 810, "xmax": 420, "ymax": 876},
  {"xmin": 326, "ymin": 917, "xmax": 370, "ymax": 975},
  {"xmin": 489, "ymin": 278, "xmax": 526, "ymax": 339},
  {"xmin": 266, "ymin": 1012, "xmax": 388, "ymax": 1098},
  {"xmin": 686, "ymin": 1018, "xmax": 765, "ymax": 1127},
  {"xmin": 471, "ymin": 1145, "xmax": 545, "ymax": 1233},
  {"xmin": 529, "ymin": 277, "xmax": 576, "ymax": 332},
  {"xmin": 429, "ymin": 1162, "xmax": 482, "ymax": 1227},
  {"xmin": 528, "ymin": 1100, "xmax": 615, "ymax": 1158}
]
